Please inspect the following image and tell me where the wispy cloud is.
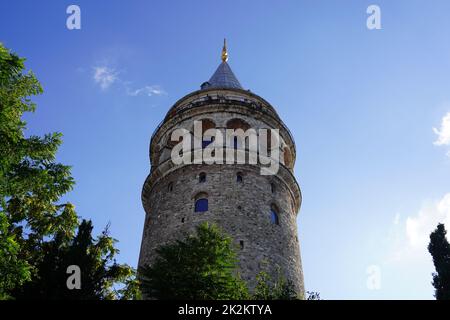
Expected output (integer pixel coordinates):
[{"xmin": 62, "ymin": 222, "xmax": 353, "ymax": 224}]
[
  {"xmin": 93, "ymin": 66, "xmax": 118, "ymax": 90},
  {"xmin": 126, "ymin": 85, "xmax": 167, "ymax": 97},
  {"xmin": 382, "ymin": 112, "xmax": 450, "ymax": 265},
  {"xmin": 91, "ymin": 64, "xmax": 166, "ymax": 98},
  {"xmin": 386, "ymin": 194, "xmax": 450, "ymax": 264},
  {"xmin": 433, "ymin": 112, "xmax": 450, "ymax": 156},
  {"xmin": 406, "ymin": 194, "xmax": 450, "ymax": 248}
]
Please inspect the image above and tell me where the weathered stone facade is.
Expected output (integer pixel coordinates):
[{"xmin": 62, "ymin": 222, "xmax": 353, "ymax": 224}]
[{"xmin": 138, "ymin": 55, "xmax": 304, "ymax": 296}]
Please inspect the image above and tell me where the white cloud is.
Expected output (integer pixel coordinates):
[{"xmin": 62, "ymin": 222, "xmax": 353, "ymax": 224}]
[
  {"xmin": 406, "ymin": 194, "xmax": 450, "ymax": 248},
  {"xmin": 126, "ymin": 85, "xmax": 167, "ymax": 97},
  {"xmin": 385, "ymin": 194, "xmax": 450, "ymax": 264},
  {"xmin": 91, "ymin": 65, "xmax": 166, "ymax": 98},
  {"xmin": 433, "ymin": 113, "xmax": 450, "ymax": 157},
  {"xmin": 93, "ymin": 66, "xmax": 118, "ymax": 90}
]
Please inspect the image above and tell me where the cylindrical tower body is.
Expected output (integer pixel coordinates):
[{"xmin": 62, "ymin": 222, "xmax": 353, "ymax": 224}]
[{"xmin": 138, "ymin": 56, "xmax": 304, "ymax": 295}]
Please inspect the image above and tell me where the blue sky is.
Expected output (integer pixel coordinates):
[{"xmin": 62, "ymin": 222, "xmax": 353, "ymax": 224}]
[{"xmin": 2, "ymin": 0, "xmax": 450, "ymax": 299}]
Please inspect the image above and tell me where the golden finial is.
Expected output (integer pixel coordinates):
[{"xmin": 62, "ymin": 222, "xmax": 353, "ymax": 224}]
[{"xmin": 221, "ymin": 38, "xmax": 228, "ymax": 62}]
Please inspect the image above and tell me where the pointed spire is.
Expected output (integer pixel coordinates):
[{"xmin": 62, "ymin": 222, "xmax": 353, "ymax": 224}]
[
  {"xmin": 221, "ymin": 38, "xmax": 228, "ymax": 62},
  {"xmin": 200, "ymin": 39, "xmax": 243, "ymax": 90}
]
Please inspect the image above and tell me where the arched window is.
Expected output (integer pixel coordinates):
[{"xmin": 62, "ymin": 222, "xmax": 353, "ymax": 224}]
[
  {"xmin": 227, "ymin": 118, "xmax": 251, "ymax": 150},
  {"xmin": 166, "ymin": 130, "xmax": 189, "ymax": 149},
  {"xmin": 194, "ymin": 119, "xmax": 216, "ymax": 149},
  {"xmin": 203, "ymin": 136, "xmax": 215, "ymax": 149},
  {"xmin": 284, "ymin": 147, "xmax": 293, "ymax": 169},
  {"xmin": 271, "ymin": 183, "xmax": 276, "ymax": 194},
  {"xmin": 271, "ymin": 210, "xmax": 279, "ymax": 225},
  {"xmin": 166, "ymin": 134, "xmax": 179, "ymax": 149},
  {"xmin": 236, "ymin": 172, "xmax": 243, "ymax": 183},
  {"xmin": 266, "ymin": 130, "xmax": 272, "ymax": 151},
  {"xmin": 199, "ymin": 172, "xmax": 206, "ymax": 183},
  {"xmin": 226, "ymin": 118, "xmax": 251, "ymax": 131},
  {"xmin": 270, "ymin": 205, "xmax": 279, "ymax": 225},
  {"xmin": 267, "ymin": 129, "xmax": 280, "ymax": 150},
  {"xmin": 194, "ymin": 192, "xmax": 209, "ymax": 212},
  {"xmin": 168, "ymin": 182, "xmax": 174, "ymax": 192},
  {"xmin": 233, "ymin": 136, "xmax": 238, "ymax": 149},
  {"xmin": 195, "ymin": 198, "xmax": 208, "ymax": 212}
]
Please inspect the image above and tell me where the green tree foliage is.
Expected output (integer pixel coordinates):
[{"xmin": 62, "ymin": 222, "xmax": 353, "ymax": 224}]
[
  {"xmin": 253, "ymin": 267, "xmax": 299, "ymax": 300},
  {"xmin": 0, "ymin": 43, "xmax": 139, "ymax": 300},
  {"xmin": 139, "ymin": 222, "xmax": 250, "ymax": 300},
  {"xmin": 0, "ymin": 212, "xmax": 30, "ymax": 299},
  {"xmin": 139, "ymin": 222, "xmax": 303, "ymax": 300},
  {"xmin": 428, "ymin": 223, "xmax": 450, "ymax": 300},
  {"xmin": 13, "ymin": 220, "xmax": 140, "ymax": 300},
  {"xmin": 0, "ymin": 42, "xmax": 65, "ymax": 299}
]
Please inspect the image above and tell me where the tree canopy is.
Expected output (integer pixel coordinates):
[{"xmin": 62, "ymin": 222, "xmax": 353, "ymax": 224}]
[
  {"xmin": 0, "ymin": 42, "xmax": 138, "ymax": 300},
  {"xmin": 139, "ymin": 222, "xmax": 249, "ymax": 300},
  {"xmin": 428, "ymin": 223, "xmax": 450, "ymax": 300},
  {"xmin": 13, "ymin": 219, "xmax": 139, "ymax": 300}
]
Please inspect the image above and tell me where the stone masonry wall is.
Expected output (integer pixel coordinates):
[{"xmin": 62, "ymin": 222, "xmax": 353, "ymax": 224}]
[{"xmin": 138, "ymin": 88, "xmax": 304, "ymax": 296}]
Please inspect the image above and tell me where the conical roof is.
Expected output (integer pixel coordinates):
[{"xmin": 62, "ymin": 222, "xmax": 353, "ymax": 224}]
[{"xmin": 202, "ymin": 61, "xmax": 243, "ymax": 90}]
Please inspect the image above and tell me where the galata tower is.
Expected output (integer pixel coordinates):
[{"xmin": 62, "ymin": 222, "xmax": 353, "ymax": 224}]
[{"xmin": 138, "ymin": 40, "xmax": 304, "ymax": 296}]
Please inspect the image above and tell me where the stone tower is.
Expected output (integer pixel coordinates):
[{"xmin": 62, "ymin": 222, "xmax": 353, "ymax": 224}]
[{"xmin": 138, "ymin": 41, "xmax": 304, "ymax": 296}]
